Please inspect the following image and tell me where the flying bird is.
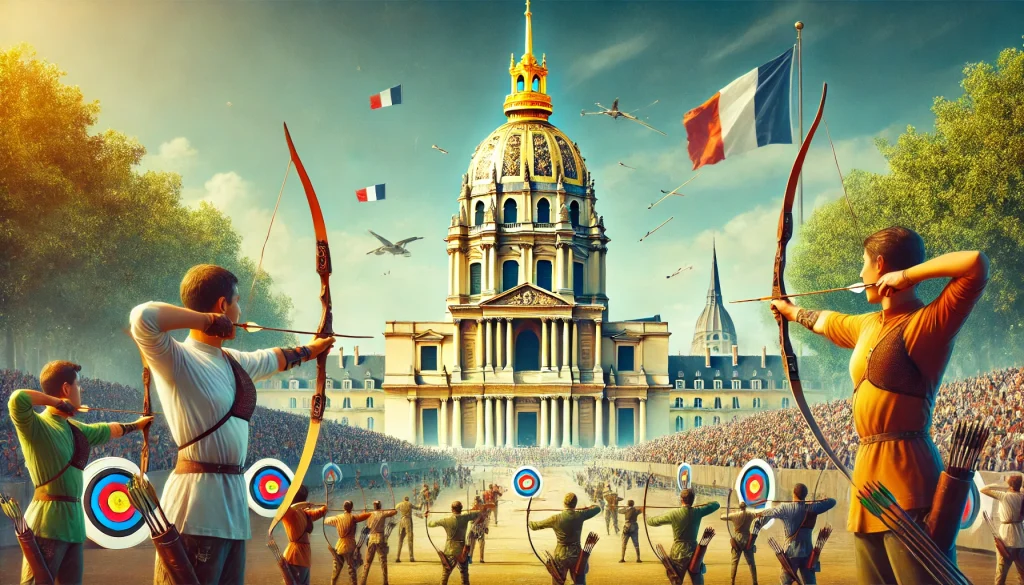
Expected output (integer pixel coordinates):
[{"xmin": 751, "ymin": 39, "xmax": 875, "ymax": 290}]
[
  {"xmin": 226, "ymin": 101, "xmax": 233, "ymax": 107},
  {"xmin": 618, "ymin": 162, "xmax": 636, "ymax": 170},
  {"xmin": 581, "ymin": 98, "xmax": 666, "ymax": 135},
  {"xmin": 666, "ymin": 265, "xmax": 694, "ymax": 279},
  {"xmin": 431, "ymin": 145, "xmax": 449, "ymax": 155},
  {"xmin": 367, "ymin": 230, "xmax": 423, "ymax": 257}
]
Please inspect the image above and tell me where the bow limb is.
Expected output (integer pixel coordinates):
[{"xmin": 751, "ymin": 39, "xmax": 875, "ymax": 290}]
[
  {"xmin": 641, "ymin": 474, "xmax": 664, "ymax": 565},
  {"xmin": 725, "ymin": 488, "xmax": 736, "ymax": 548},
  {"xmin": 525, "ymin": 497, "xmax": 545, "ymax": 568},
  {"xmin": 269, "ymin": 123, "xmax": 334, "ymax": 541},
  {"xmin": 773, "ymin": 83, "xmax": 853, "ymax": 484},
  {"xmin": 424, "ymin": 512, "xmax": 446, "ymax": 563},
  {"xmin": 323, "ymin": 479, "xmax": 341, "ymax": 565}
]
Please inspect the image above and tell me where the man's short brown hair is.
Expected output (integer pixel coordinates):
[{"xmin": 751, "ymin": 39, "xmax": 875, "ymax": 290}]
[
  {"xmin": 793, "ymin": 483, "xmax": 808, "ymax": 501},
  {"xmin": 40, "ymin": 361, "xmax": 81, "ymax": 397},
  {"xmin": 680, "ymin": 489, "xmax": 695, "ymax": 506},
  {"xmin": 863, "ymin": 226, "xmax": 926, "ymax": 272},
  {"xmin": 180, "ymin": 264, "xmax": 239, "ymax": 312},
  {"xmin": 1009, "ymin": 475, "xmax": 1023, "ymax": 491}
]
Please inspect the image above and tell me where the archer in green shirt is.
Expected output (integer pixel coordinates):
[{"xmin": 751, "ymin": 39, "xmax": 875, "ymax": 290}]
[
  {"xmin": 528, "ymin": 492, "xmax": 602, "ymax": 585},
  {"xmin": 646, "ymin": 489, "xmax": 720, "ymax": 585},
  {"xmin": 428, "ymin": 500, "xmax": 480, "ymax": 585}
]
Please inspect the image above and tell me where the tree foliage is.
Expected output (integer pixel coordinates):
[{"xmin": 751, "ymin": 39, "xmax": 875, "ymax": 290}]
[
  {"xmin": 0, "ymin": 44, "xmax": 296, "ymax": 384},
  {"xmin": 789, "ymin": 45, "xmax": 1024, "ymax": 391}
]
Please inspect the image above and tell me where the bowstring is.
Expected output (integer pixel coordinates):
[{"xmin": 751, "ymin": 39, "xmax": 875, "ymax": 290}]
[
  {"xmin": 822, "ymin": 119, "xmax": 860, "ymax": 229},
  {"xmin": 246, "ymin": 158, "xmax": 293, "ymax": 313}
]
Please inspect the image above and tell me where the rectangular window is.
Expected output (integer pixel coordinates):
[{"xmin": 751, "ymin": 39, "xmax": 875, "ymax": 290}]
[
  {"xmin": 675, "ymin": 380, "xmax": 685, "ymax": 390},
  {"xmin": 732, "ymin": 397, "xmax": 740, "ymax": 409},
  {"xmin": 365, "ymin": 379, "xmax": 375, "ymax": 390},
  {"xmin": 536, "ymin": 260, "xmax": 553, "ymax": 291},
  {"xmin": 731, "ymin": 379, "xmax": 741, "ymax": 390},
  {"xmin": 342, "ymin": 379, "xmax": 352, "ymax": 390},
  {"xmin": 752, "ymin": 379, "xmax": 763, "ymax": 390},
  {"xmin": 289, "ymin": 397, "xmax": 297, "ymax": 408},
  {"xmin": 421, "ymin": 345, "xmax": 438, "ymax": 371},
  {"xmin": 713, "ymin": 379, "xmax": 723, "ymax": 390},
  {"xmin": 470, "ymin": 263, "xmax": 482, "ymax": 295},
  {"xmin": 302, "ymin": 397, "xmax": 310, "ymax": 408},
  {"xmin": 617, "ymin": 345, "xmax": 635, "ymax": 372},
  {"xmin": 694, "ymin": 379, "xmax": 705, "ymax": 390},
  {"xmin": 573, "ymin": 262, "xmax": 584, "ymax": 296}
]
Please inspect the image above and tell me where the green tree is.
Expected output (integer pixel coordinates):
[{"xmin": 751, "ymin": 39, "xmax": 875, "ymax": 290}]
[{"xmin": 788, "ymin": 45, "xmax": 1024, "ymax": 391}]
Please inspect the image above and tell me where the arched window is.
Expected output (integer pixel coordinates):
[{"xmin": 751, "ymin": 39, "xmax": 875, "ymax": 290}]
[
  {"xmin": 470, "ymin": 263, "xmax": 482, "ymax": 295},
  {"xmin": 326, "ymin": 398, "xmax": 332, "ymax": 408},
  {"xmin": 343, "ymin": 397, "xmax": 352, "ymax": 409},
  {"xmin": 366, "ymin": 397, "xmax": 374, "ymax": 409},
  {"xmin": 475, "ymin": 201, "xmax": 485, "ymax": 226},
  {"xmin": 693, "ymin": 398, "xmax": 703, "ymax": 408},
  {"xmin": 732, "ymin": 397, "xmax": 740, "ymax": 409},
  {"xmin": 781, "ymin": 397, "xmax": 790, "ymax": 408},
  {"xmin": 367, "ymin": 417, "xmax": 375, "ymax": 431},
  {"xmin": 752, "ymin": 398, "xmax": 762, "ymax": 408},
  {"xmin": 713, "ymin": 416, "xmax": 721, "ymax": 425},
  {"xmin": 517, "ymin": 76, "xmax": 524, "ymax": 92},
  {"xmin": 503, "ymin": 199, "xmax": 518, "ymax": 223},
  {"xmin": 537, "ymin": 198, "xmax": 550, "ymax": 223},
  {"xmin": 569, "ymin": 200, "xmax": 580, "ymax": 226},
  {"xmin": 532, "ymin": 76, "xmax": 540, "ymax": 91},
  {"xmin": 675, "ymin": 416, "xmax": 685, "ymax": 432},
  {"xmin": 289, "ymin": 397, "xmax": 297, "ymax": 408},
  {"xmin": 694, "ymin": 416, "xmax": 703, "ymax": 428},
  {"xmin": 342, "ymin": 417, "xmax": 349, "ymax": 426},
  {"xmin": 502, "ymin": 260, "xmax": 519, "ymax": 291},
  {"xmin": 536, "ymin": 260, "xmax": 553, "ymax": 291},
  {"xmin": 674, "ymin": 397, "xmax": 684, "ymax": 408},
  {"xmin": 515, "ymin": 330, "xmax": 540, "ymax": 370},
  {"xmin": 714, "ymin": 397, "xmax": 722, "ymax": 409}
]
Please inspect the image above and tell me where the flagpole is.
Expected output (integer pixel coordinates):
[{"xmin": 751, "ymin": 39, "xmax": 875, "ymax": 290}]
[{"xmin": 795, "ymin": 21, "xmax": 804, "ymax": 226}]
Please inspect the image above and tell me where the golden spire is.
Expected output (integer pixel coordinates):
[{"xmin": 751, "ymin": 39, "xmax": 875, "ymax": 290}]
[
  {"xmin": 504, "ymin": 0, "xmax": 552, "ymax": 121},
  {"xmin": 525, "ymin": 0, "xmax": 533, "ymax": 58}
]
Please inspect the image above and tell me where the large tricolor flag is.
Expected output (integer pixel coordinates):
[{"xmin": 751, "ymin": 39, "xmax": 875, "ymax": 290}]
[
  {"xmin": 369, "ymin": 85, "xmax": 402, "ymax": 110},
  {"xmin": 355, "ymin": 184, "xmax": 385, "ymax": 202},
  {"xmin": 683, "ymin": 48, "xmax": 794, "ymax": 170}
]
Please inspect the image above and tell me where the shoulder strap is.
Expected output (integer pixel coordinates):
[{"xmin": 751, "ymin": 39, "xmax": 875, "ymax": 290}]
[
  {"xmin": 36, "ymin": 424, "xmax": 87, "ymax": 490},
  {"xmin": 177, "ymin": 351, "xmax": 253, "ymax": 451}
]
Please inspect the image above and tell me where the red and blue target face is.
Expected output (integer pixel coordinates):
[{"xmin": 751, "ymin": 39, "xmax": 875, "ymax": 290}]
[
  {"xmin": 380, "ymin": 462, "xmax": 390, "ymax": 481},
  {"xmin": 85, "ymin": 468, "xmax": 144, "ymax": 537},
  {"xmin": 513, "ymin": 466, "xmax": 542, "ymax": 498},
  {"xmin": 961, "ymin": 481, "xmax": 980, "ymax": 529},
  {"xmin": 677, "ymin": 464, "xmax": 692, "ymax": 491},
  {"xmin": 739, "ymin": 467, "xmax": 772, "ymax": 509},
  {"xmin": 322, "ymin": 463, "xmax": 342, "ymax": 487},
  {"xmin": 244, "ymin": 458, "xmax": 294, "ymax": 517}
]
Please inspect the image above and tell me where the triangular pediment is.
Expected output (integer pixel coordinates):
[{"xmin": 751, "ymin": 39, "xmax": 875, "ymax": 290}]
[
  {"xmin": 480, "ymin": 283, "xmax": 570, "ymax": 307},
  {"xmin": 413, "ymin": 330, "xmax": 446, "ymax": 341}
]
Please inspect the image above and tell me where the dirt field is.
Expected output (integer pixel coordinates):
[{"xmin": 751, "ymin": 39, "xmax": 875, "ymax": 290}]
[{"xmin": 0, "ymin": 466, "xmax": 996, "ymax": 584}]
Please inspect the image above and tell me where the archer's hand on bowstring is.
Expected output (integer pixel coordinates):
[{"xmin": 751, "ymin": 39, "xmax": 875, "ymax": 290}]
[{"xmin": 873, "ymin": 270, "xmax": 915, "ymax": 298}]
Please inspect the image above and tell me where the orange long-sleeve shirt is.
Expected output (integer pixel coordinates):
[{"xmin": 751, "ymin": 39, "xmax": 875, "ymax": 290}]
[
  {"xmin": 282, "ymin": 503, "xmax": 329, "ymax": 567},
  {"xmin": 823, "ymin": 268, "xmax": 986, "ymax": 533}
]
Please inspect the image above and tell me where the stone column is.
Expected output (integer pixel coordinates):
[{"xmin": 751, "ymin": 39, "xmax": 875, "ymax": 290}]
[
  {"xmin": 481, "ymin": 244, "xmax": 490, "ymax": 292},
  {"xmin": 550, "ymin": 318, "xmax": 560, "ymax": 370},
  {"xmin": 593, "ymin": 319, "xmax": 603, "ymax": 372},
  {"xmin": 566, "ymin": 247, "xmax": 574, "ymax": 294},
  {"xmin": 484, "ymin": 397, "xmax": 493, "ymax": 447},
  {"xmin": 571, "ymin": 397, "xmax": 581, "ymax": 447},
  {"xmin": 476, "ymin": 319, "xmax": 485, "ymax": 372},
  {"xmin": 573, "ymin": 319, "xmax": 580, "ymax": 370},
  {"xmin": 549, "ymin": 396, "xmax": 560, "ymax": 448},
  {"xmin": 562, "ymin": 395, "xmax": 571, "ymax": 447},
  {"xmin": 489, "ymin": 245, "xmax": 497, "ymax": 292},
  {"xmin": 447, "ymin": 251, "xmax": 454, "ymax": 297},
  {"xmin": 555, "ymin": 243, "xmax": 565, "ymax": 290},
  {"xmin": 454, "ymin": 248, "xmax": 463, "ymax": 298},
  {"xmin": 495, "ymin": 319, "xmax": 504, "ymax": 370},
  {"xmin": 539, "ymin": 396, "xmax": 549, "ymax": 448},
  {"xmin": 439, "ymin": 398, "xmax": 448, "ymax": 447},
  {"xmin": 476, "ymin": 396, "xmax": 485, "ymax": 449},
  {"xmin": 484, "ymin": 318, "xmax": 493, "ymax": 370},
  {"xmin": 495, "ymin": 397, "xmax": 504, "ymax": 448},
  {"xmin": 504, "ymin": 318, "xmax": 514, "ymax": 371},
  {"xmin": 561, "ymin": 318, "xmax": 570, "ymax": 374},
  {"xmin": 505, "ymin": 396, "xmax": 515, "ymax": 447},
  {"xmin": 453, "ymin": 319, "xmax": 462, "ymax": 371},
  {"xmin": 541, "ymin": 317, "xmax": 550, "ymax": 370},
  {"xmin": 519, "ymin": 246, "xmax": 526, "ymax": 284},
  {"xmin": 594, "ymin": 396, "xmax": 604, "ymax": 448},
  {"xmin": 408, "ymin": 398, "xmax": 417, "ymax": 445},
  {"xmin": 608, "ymin": 397, "xmax": 617, "ymax": 447},
  {"xmin": 523, "ymin": 243, "xmax": 533, "ymax": 283},
  {"xmin": 639, "ymin": 397, "xmax": 647, "ymax": 443},
  {"xmin": 452, "ymin": 398, "xmax": 462, "ymax": 449}
]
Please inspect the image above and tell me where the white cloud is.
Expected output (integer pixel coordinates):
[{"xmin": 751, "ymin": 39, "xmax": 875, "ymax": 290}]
[
  {"xmin": 145, "ymin": 137, "xmax": 198, "ymax": 172},
  {"xmin": 570, "ymin": 34, "xmax": 653, "ymax": 86},
  {"xmin": 706, "ymin": 4, "xmax": 804, "ymax": 64}
]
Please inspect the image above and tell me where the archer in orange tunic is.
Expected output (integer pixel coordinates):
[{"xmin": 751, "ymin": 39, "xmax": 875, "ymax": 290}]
[{"xmin": 773, "ymin": 226, "xmax": 988, "ymax": 585}]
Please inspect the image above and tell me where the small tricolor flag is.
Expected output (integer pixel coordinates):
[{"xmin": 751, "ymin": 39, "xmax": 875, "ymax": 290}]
[
  {"xmin": 356, "ymin": 184, "xmax": 385, "ymax": 202},
  {"xmin": 683, "ymin": 48, "xmax": 794, "ymax": 170},
  {"xmin": 369, "ymin": 85, "xmax": 402, "ymax": 110}
]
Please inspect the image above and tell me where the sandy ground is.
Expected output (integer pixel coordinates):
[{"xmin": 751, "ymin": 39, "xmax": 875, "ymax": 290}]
[{"xmin": 0, "ymin": 466, "xmax": 997, "ymax": 584}]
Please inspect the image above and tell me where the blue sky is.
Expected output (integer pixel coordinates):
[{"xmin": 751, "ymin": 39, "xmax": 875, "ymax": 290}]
[{"xmin": 4, "ymin": 0, "xmax": 1022, "ymax": 354}]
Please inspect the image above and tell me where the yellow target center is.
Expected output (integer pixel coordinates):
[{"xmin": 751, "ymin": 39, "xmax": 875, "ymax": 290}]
[
  {"xmin": 108, "ymin": 491, "xmax": 132, "ymax": 514},
  {"xmin": 266, "ymin": 480, "xmax": 280, "ymax": 494},
  {"xmin": 750, "ymin": 479, "xmax": 761, "ymax": 494}
]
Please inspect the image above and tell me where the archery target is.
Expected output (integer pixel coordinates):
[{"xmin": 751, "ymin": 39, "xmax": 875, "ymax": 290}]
[
  {"xmin": 961, "ymin": 476, "xmax": 981, "ymax": 530},
  {"xmin": 735, "ymin": 459, "xmax": 777, "ymax": 529},
  {"xmin": 380, "ymin": 462, "xmax": 390, "ymax": 482},
  {"xmin": 82, "ymin": 457, "xmax": 149, "ymax": 549},
  {"xmin": 245, "ymin": 458, "xmax": 294, "ymax": 518},
  {"xmin": 322, "ymin": 463, "xmax": 343, "ymax": 487},
  {"xmin": 512, "ymin": 466, "xmax": 543, "ymax": 498},
  {"xmin": 677, "ymin": 463, "xmax": 692, "ymax": 491}
]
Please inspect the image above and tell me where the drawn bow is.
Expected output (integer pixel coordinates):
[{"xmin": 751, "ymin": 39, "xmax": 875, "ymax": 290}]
[
  {"xmin": 268, "ymin": 123, "xmax": 335, "ymax": 564},
  {"xmin": 642, "ymin": 473, "xmax": 678, "ymax": 585},
  {"xmin": 773, "ymin": 83, "xmax": 853, "ymax": 483}
]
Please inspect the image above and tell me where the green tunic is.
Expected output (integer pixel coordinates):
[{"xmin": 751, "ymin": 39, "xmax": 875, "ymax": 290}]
[
  {"xmin": 646, "ymin": 502, "xmax": 720, "ymax": 561},
  {"xmin": 428, "ymin": 511, "xmax": 480, "ymax": 556},
  {"xmin": 9, "ymin": 390, "xmax": 112, "ymax": 543},
  {"xmin": 528, "ymin": 505, "xmax": 602, "ymax": 563}
]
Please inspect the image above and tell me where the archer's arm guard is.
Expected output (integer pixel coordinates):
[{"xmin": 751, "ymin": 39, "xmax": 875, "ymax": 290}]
[{"xmin": 280, "ymin": 346, "xmax": 312, "ymax": 370}]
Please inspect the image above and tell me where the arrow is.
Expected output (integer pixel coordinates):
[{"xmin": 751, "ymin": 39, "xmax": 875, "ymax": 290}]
[
  {"xmin": 648, "ymin": 171, "xmax": 702, "ymax": 209},
  {"xmin": 431, "ymin": 144, "xmax": 449, "ymax": 155},
  {"xmin": 235, "ymin": 322, "xmax": 374, "ymax": 338},
  {"xmin": 730, "ymin": 282, "xmax": 876, "ymax": 304},
  {"xmin": 639, "ymin": 217, "xmax": 673, "ymax": 242},
  {"xmin": 618, "ymin": 162, "xmax": 636, "ymax": 170},
  {"xmin": 666, "ymin": 265, "xmax": 693, "ymax": 279},
  {"xmin": 78, "ymin": 405, "xmax": 163, "ymax": 416}
]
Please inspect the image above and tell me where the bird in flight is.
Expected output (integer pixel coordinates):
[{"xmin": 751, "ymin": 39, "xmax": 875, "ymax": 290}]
[
  {"xmin": 431, "ymin": 144, "xmax": 449, "ymax": 155},
  {"xmin": 367, "ymin": 230, "xmax": 423, "ymax": 257},
  {"xmin": 581, "ymin": 98, "xmax": 665, "ymax": 135},
  {"xmin": 618, "ymin": 162, "xmax": 636, "ymax": 170}
]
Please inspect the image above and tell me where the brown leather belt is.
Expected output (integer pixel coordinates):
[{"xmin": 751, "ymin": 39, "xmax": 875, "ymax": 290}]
[
  {"xmin": 34, "ymin": 490, "xmax": 81, "ymax": 503},
  {"xmin": 859, "ymin": 430, "xmax": 928, "ymax": 445},
  {"xmin": 174, "ymin": 460, "xmax": 244, "ymax": 475}
]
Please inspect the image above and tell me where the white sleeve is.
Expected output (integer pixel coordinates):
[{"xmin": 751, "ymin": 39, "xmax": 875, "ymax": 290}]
[
  {"xmin": 224, "ymin": 347, "xmax": 280, "ymax": 382},
  {"xmin": 129, "ymin": 302, "xmax": 183, "ymax": 381}
]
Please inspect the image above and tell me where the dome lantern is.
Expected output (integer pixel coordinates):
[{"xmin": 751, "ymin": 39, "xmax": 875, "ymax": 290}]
[{"xmin": 504, "ymin": 0, "xmax": 553, "ymax": 122}]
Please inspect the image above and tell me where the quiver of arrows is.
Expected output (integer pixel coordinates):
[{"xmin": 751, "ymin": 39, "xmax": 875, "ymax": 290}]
[
  {"xmin": 768, "ymin": 537, "xmax": 804, "ymax": 585},
  {"xmin": 384, "ymin": 520, "xmax": 397, "ymax": 541},
  {"xmin": 688, "ymin": 527, "xmax": 715, "ymax": 574},
  {"xmin": 542, "ymin": 550, "xmax": 566, "ymax": 585},
  {"xmin": 655, "ymin": 543, "xmax": 682, "ymax": 585},
  {"xmin": 984, "ymin": 512, "xmax": 1024, "ymax": 581},
  {"xmin": 926, "ymin": 421, "xmax": 989, "ymax": 554},
  {"xmin": 806, "ymin": 524, "xmax": 832, "ymax": 571},
  {"xmin": 571, "ymin": 531, "xmax": 599, "ymax": 582},
  {"xmin": 124, "ymin": 476, "xmax": 200, "ymax": 585},
  {"xmin": 2, "ymin": 493, "xmax": 54, "ymax": 585}
]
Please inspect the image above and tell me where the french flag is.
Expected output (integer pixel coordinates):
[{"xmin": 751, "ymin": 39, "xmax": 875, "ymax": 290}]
[
  {"xmin": 683, "ymin": 48, "xmax": 794, "ymax": 170},
  {"xmin": 369, "ymin": 85, "xmax": 402, "ymax": 110},
  {"xmin": 356, "ymin": 184, "xmax": 385, "ymax": 202}
]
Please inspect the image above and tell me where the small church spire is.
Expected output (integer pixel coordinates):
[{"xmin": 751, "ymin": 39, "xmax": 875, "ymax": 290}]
[
  {"xmin": 707, "ymin": 237, "xmax": 723, "ymax": 302},
  {"xmin": 503, "ymin": 0, "xmax": 552, "ymax": 121}
]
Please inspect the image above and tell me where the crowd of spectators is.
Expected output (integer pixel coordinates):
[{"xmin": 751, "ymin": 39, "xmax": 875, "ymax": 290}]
[
  {"xmin": 1, "ymin": 369, "xmax": 448, "ymax": 481},
  {"xmin": 620, "ymin": 366, "xmax": 1024, "ymax": 472}
]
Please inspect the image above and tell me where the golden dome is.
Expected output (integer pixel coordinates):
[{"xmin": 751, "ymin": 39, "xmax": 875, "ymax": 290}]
[{"xmin": 468, "ymin": 120, "xmax": 589, "ymax": 191}]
